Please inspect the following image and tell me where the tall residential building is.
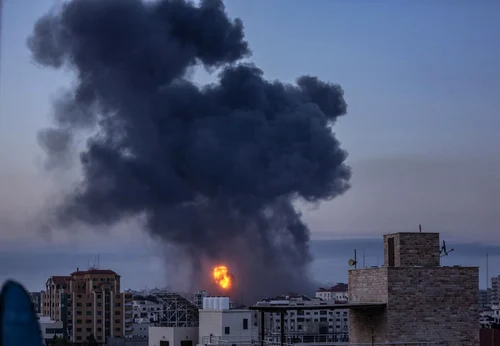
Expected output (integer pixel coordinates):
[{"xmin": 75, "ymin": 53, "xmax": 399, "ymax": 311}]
[
  {"xmin": 41, "ymin": 268, "xmax": 133, "ymax": 343},
  {"xmin": 491, "ymin": 275, "xmax": 500, "ymax": 304}
]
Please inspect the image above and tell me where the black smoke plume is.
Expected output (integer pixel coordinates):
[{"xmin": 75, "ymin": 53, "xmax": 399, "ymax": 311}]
[{"xmin": 29, "ymin": 0, "xmax": 351, "ymax": 302}]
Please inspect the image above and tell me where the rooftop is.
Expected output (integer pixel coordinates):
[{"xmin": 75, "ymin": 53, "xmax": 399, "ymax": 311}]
[
  {"xmin": 70, "ymin": 269, "xmax": 119, "ymax": 276},
  {"xmin": 317, "ymin": 283, "xmax": 348, "ymax": 293},
  {"xmin": 250, "ymin": 302, "xmax": 386, "ymax": 312}
]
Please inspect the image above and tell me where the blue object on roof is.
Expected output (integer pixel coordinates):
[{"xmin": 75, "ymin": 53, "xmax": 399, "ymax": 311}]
[{"xmin": 0, "ymin": 280, "xmax": 43, "ymax": 346}]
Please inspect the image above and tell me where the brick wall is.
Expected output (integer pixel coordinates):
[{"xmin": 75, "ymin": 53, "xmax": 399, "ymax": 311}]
[
  {"xmin": 348, "ymin": 268, "xmax": 388, "ymax": 304},
  {"xmin": 348, "ymin": 268, "xmax": 389, "ymax": 344},
  {"xmin": 348, "ymin": 266, "xmax": 479, "ymax": 345},
  {"xmin": 386, "ymin": 266, "xmax": 479, "ymax": 345},
  {"xmin": 384, "ymin": 232, "xmax": 441, "ymax": 267}
]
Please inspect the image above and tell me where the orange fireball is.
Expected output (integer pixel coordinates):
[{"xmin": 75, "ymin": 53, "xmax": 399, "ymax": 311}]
[{"xmin": 213, "ymin": 265, "xmax": 232, "ymax": 289}]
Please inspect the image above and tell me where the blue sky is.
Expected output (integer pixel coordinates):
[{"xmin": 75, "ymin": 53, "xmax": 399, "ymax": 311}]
[{"xmin": 0, "ymin": 1, "xmax": 499, "ymax": 289}]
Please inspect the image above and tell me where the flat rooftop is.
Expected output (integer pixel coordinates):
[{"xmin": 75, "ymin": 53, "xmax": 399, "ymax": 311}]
[{"xmin": 249, "ymin": 302, "xmax": 386, "ymax": 312}]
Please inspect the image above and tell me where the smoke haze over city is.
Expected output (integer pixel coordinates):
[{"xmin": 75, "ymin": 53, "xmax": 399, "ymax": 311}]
[{"xmin": 0, "ymin": 0, "xmax": 499, "ymax": 296}]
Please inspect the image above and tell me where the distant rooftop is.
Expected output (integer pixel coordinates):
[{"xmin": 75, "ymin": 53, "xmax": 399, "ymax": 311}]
[
  {"xmin": 317, "ymin": 283, "xmax": 348, "ymax": 293},
  {"xmin": 71, "ymin": 269, "xmax": 119, "ymax": 276}
]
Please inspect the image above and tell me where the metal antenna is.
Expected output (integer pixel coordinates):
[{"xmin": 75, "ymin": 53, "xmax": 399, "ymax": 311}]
[
  {"xmin": 419, "ymin": 224, "xmax": 422, "ymax": 233},
  {"xmin": 440, "ymin": 239, "xmax": 455, "ymax": 258}
]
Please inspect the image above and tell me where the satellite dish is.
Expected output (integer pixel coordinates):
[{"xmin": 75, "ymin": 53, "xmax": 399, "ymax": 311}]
[{"xmin": 348, "ymin": 258, "xmax": 357, "ymax": 267}]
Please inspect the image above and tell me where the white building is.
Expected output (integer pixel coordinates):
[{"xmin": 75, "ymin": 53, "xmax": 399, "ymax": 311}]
[
  {"xmin": 315, "ymin": 284, "xmax": 348, "ymax": 302},
  {"xmin": 149, "ymin": 326, "xmax": 198, "ymax": 346},
  {"xmin": 132, "ymin": 322, "xmax": 152, "ymax": 339},
  {"xmin": 198, "ymin": 297, "xmax": 258, "ymax": 346},
  {"xmin": 38, "ymin": 315, "xmax": 64, "ymax": 342}
]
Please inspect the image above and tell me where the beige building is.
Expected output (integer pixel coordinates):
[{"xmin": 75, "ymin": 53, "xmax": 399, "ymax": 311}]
[
  {"xmin": 41, "ymin": 268, "xmax": 133, "ymax": 343},
  {"xmin": 348, "ymin": 232, "xmax": 479, "ymax": 345}
]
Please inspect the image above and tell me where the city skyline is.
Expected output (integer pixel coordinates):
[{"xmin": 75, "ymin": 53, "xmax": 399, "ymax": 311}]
[{"xmin": 2, "ymin": 237, "xmax": 498, "ymax": 294}]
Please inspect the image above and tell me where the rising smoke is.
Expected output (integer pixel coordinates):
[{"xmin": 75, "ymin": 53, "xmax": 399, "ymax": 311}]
[{"xmin": 28, "ymin": 0, "xmax": 351, "ymax": 302}]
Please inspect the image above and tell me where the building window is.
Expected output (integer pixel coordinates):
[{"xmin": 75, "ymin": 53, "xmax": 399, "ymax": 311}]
[
  {"xmin": 115, "ymin": 311, "xmax": 121, "ymax": 316},
  {"xmin": 224, "ymin": 327, "xmax": 230, "ymax": 335},
  {"xmin": 76, "ymin": 320, "xmax": 82, "ymax": 324},
  {"xmin": 86, "ymin": 311, "xmax": 92, "ymax": 316},
  {"xmin": 160, "ymin": 341, "xmax": 169, "ymax": 346},
  {"xmin": 115, "ymin": 319, "xmax": 120, "ymax": 324},
  {"xmin": 86, "ymin": 328, "xmax": 92, "ymax": 332},
  {"xmin": 76, "ymin": 336, "xmax": 82, "ymax": 341},
  {"xmin": 76, "ymin": 328, "xmax": 82, "ymax": 332},
  {"xmin": 243, "ymin": 318, "xmax": 248, "ymax": 330}
]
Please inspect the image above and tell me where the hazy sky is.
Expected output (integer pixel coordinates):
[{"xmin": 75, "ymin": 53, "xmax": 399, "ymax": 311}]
[{"xmin": 1, "ymin": 1, "xmax": 499, "ymax": 289}]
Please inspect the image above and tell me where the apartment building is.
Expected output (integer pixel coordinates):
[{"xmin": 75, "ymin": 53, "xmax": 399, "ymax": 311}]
[
  {"xmin": 255, "ymin": 295, "xmax": 349, "ymax": 344},
  {"xmin": 491, "ymin": 276, "xmax": 500, "ymax": 304},
  {"xmin": 315, "ymin": 283, "xmax": 348, "ymax": 302},
  {"xmin": 41, "ymin": 268, "xmax": 133, "ymax": 343}
]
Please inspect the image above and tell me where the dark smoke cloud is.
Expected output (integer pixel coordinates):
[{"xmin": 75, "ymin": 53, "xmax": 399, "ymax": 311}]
[{"xmin": 29, "ymin": 0, "xmax": 351, "ymax": 302}]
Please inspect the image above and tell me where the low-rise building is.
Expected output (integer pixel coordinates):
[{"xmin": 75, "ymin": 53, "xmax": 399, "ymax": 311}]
[
  {"xmin": 149, "ymin": 326, "xmax": 198, "ymax": 346},
  {"xmin": 253, "ymin": 295, "xmax": 349, "ymax": 344},
  {"xmin": 198, "ymin": 297, "xmax": 257, "ymax": 346},
  {"xmin": 315, "ymin": 284, "xmax": 348, "ymax": 302},
  {"xmin": 132, "ymin": 322, "xmax": 152, "ymax": 339},
  {"xmin": 38, "ymin": 315, "xmax": 64, "ymax": 342}
]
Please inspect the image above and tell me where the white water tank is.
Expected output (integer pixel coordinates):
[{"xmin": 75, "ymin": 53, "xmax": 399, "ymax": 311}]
[
  {"xmin": 202, "ymin": 297, "xmax": 209, "ymax": 310},
  {"xmin": 214, "ymin": 297, "xmax": 221, "ymax": 310},
  {"xmin": 219, "ymin": 297, "xmax": 230, "ymax": 310},
  {"xmin": 209, "ymin": 297, "xmax": 216, "ymax": 309}
]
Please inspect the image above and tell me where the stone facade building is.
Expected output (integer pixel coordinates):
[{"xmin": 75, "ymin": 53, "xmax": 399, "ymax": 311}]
[{"xmin": 348, "ymin": 232, "xmax": 479, "ymax": 345}]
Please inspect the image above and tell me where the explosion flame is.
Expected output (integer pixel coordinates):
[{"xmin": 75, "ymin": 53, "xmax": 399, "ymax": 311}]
[{"xmin": 213, "ymin": 265, "xmax": 232, "ymax": 290}]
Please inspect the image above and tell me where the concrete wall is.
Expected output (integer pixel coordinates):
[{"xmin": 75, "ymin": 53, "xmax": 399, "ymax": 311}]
[
  {"xmin": 148, "ymin": 327, "xmax": 198, "ymax": 346},
  {"xmin": 386, "ymin": 266, "xmax": 479, "ymax": 345},
  {"xmin": 384, "ymin": 232, "xmax": 440, "ymax": 267}
]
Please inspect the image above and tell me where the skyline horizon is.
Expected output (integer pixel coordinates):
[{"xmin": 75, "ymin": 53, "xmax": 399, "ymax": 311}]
[{"xmin": 2, "ymin": 237, "xmax": 497, "ymax": 295}]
